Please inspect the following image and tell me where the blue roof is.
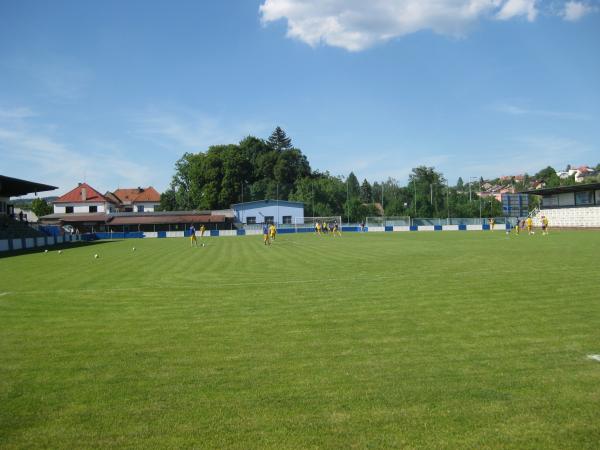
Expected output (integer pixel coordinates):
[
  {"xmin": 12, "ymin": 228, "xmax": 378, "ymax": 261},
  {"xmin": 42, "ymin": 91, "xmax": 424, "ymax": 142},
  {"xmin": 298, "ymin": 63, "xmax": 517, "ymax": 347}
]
[{"xmin": 231, "ymin": 199, "xmax": 304, "ymax": 208}]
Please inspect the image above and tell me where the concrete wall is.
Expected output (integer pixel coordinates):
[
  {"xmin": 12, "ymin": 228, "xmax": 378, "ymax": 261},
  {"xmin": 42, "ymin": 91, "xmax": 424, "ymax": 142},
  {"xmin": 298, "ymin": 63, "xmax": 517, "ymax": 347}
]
[
  {"xmin": 135, "ymin": 202, "xmax": 159, "ymax": 212},
  {"xmin": 0, "ymin": 234, "xmax": 83, "ymax": 252},
  {"xmin": 54, "ymin": 202, "xmax": 107, "ymax": 213}
]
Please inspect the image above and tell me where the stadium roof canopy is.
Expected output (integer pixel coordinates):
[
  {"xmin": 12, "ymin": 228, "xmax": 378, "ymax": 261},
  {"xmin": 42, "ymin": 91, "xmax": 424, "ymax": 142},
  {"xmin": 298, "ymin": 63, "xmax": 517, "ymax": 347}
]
[
  {"xmin": 521, "ymin": 182, "xmax": 600, "ymax": 196},
  {"xmin": 0, "ymin": 175, "xmax": 58, "ymax": 197}
]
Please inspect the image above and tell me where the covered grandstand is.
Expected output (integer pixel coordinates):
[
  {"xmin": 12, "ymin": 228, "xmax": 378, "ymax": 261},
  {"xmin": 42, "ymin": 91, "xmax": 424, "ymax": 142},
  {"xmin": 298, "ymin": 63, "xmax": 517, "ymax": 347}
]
[
  {"xmin": 522, "ymin": 182, "xmax": 600, "ymax": 228},
  {"xmin": 0, "ymin": 175, "xmax": 57, "ymax": 240}
]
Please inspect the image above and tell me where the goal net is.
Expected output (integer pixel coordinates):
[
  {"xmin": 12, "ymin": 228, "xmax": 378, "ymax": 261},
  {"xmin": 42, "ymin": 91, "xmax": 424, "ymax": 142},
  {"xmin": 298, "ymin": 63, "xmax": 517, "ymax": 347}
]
[
  {"xmin": 366, "ymin": 216, "xmax": 410, "ymax": 227},
  {"xmin": 293, "ymin": 216, "xmax": 342, "ymax": 231}
]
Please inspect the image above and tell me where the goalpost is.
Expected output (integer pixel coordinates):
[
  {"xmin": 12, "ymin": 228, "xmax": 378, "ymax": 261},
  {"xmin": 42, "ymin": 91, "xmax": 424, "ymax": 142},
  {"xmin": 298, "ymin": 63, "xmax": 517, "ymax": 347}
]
[
  {"xmin": 366, "ymin": 216, "xmax": 411, "ymax": 227},
  {"xmin": 293, "ymin": 216, "xmax": 342, "ymax": 232}
]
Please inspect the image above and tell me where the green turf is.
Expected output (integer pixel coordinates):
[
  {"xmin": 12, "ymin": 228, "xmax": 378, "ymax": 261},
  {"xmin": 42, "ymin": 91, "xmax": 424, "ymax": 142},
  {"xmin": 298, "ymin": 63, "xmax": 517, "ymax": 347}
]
[{"xmin": 1, "ymin": 231, "xmax": 599, "ymax": 449}]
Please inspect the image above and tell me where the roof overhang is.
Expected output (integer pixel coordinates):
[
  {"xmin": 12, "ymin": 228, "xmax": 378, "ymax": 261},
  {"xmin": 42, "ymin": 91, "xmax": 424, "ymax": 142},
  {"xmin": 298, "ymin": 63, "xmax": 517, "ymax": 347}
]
[
  {"xmin": 521, "ymin": 182, "xmax": 600, "ymax": 196},
  {"xmin": 0, "ymin": 175, "xmax": 58, "ymax": 197}
]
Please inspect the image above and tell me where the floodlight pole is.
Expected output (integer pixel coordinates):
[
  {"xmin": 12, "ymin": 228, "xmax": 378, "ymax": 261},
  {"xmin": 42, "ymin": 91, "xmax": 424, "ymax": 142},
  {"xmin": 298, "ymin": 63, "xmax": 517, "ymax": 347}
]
[
  {"xmin": 479, "ymin": 177, "xmax": 482, "ymax": 219},
  {"xmin": 346, "ymin": 178, "xmax": 349, "ymax": 225},
  {"xmin": 447, "ymin": 180, "xmax": 450, "ymax": 220},
  {"xmin": 413, "ymin": 178, "xmax": 417, "ymax": 216},
  {"xmin": 312, "ymin": 182, "xmax": 314, "ymax": 217}
]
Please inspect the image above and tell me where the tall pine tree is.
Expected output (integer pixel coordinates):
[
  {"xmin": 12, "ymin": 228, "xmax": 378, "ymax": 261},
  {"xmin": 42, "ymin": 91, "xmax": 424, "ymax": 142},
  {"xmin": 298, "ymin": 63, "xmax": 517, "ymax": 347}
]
[{"xmin": 267, "ymin": 126, "xmax": 292, "ymax": 152}]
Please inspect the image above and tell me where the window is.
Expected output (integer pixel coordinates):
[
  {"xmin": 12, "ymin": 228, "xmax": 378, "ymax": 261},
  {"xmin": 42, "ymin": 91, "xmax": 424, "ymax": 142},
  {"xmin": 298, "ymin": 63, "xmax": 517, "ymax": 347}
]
[
  {"xmin": 282, "ymin": 215, "xmax": 292, "ymax": 224},
  {"xmin": 137, "ymin": 205, "xmax": 144, "ymax": 212},
  {"xmin": 89, "ymin": 206, "xmax": 97, "ymax": 213},
  {"xmin": 246, "ymin": 216, "xmax": 256, "ymax": 224},
  {"xmin": 124, "ymin": 207, "xmax": 133, "ymax": 212},
  {"xmin": 575, "ymin": 191, "xmax": 593, "ymax": 206},
  {"xmin": 65, "ymin": 206, "xmax": 74, "ymax": 214},
  {"xmin": 264, "ymin": 216, "xmax": 274, "ymax": 224}
]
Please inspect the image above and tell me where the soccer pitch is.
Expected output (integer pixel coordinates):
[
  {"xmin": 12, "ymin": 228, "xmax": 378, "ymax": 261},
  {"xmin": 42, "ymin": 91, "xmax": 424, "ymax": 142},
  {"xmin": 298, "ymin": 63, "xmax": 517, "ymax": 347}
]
[{"xmin": 1, "ymin": 232, "xmax": 599, "ymax": 449}]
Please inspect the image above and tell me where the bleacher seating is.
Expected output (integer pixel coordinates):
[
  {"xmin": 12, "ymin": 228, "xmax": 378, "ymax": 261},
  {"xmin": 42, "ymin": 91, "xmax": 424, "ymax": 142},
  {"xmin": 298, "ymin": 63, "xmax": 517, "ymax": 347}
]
[
  {"xmin": 0, "ymin": 216, "xmax": 47, "ymax": 239},
  {"xmin": 534, "ymin": 206, "xmax": 600, "ymax": 228}
]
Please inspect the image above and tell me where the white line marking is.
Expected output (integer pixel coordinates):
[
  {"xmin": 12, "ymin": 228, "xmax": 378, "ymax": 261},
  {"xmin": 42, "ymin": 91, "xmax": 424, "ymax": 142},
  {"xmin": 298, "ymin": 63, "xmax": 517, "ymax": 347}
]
[
  {"xmin": 587, "ymin": 355, "xmax": 600, "ymax": 362},
  {"xmin": 0, "ymin": 292, "xmax": 10, "ymax": 297}
]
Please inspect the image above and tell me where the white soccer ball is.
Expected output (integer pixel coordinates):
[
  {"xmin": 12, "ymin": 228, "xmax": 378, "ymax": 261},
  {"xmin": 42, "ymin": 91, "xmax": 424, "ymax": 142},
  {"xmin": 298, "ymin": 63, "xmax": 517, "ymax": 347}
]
[
  {"xmin": 44, "ymin": 249, "xmax": 48, "ymax": 253},
  {"xmin": 202, "ymin": 243, "xmax": 205, "ymax": 247},
  {"xmin": 58, "ymin": 250, "xmax": 62, "ymax": 254},
  {"xmin": 531, "ymin": 231, "xmax": 535, "ymax": 235},
  {"xmin": 94, "ymin": 254, "xmax": 99, "ymax": 259},
  {"xmin": 132, "ymin": 247, "xmax": 136, "ymax": 251}
]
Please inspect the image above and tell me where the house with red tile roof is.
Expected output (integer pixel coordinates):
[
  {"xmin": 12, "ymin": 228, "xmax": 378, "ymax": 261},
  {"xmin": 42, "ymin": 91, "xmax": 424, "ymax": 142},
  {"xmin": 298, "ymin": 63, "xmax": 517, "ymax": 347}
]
[
  {"xmin": 53, "ymin": 183, "xmax": 115, "ymax": 214},
  {"xmin": 111, "ymin": 187, "xmax": 160, "ymax": 212}
]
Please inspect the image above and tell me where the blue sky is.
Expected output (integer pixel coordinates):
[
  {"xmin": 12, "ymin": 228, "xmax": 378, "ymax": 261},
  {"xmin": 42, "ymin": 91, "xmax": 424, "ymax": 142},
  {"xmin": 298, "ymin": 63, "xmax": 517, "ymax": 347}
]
[{"xmin": 1, "ymin": 0, "xmax": 599, "ymax": 196}]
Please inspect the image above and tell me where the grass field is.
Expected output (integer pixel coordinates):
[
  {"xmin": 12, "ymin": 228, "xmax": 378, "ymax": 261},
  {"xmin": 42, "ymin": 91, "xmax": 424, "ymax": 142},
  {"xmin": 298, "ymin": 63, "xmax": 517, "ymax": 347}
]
[{"xmin": 1, "ymin": 231, "xmax": 599, "ymax": 449}]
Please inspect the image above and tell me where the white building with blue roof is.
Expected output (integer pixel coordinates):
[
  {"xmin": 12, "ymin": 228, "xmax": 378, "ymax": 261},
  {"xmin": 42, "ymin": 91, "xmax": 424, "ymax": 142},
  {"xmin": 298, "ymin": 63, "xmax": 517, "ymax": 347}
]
[{"xmin": 231, "ymin": 199, "xmax": 304, "ymax": 226}]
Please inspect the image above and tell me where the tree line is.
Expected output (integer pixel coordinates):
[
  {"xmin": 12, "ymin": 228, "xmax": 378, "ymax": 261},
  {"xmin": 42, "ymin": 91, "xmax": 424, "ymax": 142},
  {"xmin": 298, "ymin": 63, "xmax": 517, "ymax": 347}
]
[{"xmin": 161, "ymin": 127, "xmax": 598, "ymax": 221}]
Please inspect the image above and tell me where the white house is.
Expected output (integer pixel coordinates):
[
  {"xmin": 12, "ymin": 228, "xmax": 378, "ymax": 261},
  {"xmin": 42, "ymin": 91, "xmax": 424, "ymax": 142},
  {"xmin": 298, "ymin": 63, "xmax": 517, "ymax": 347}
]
[
  {"xmin": 109, "ymin": 187, "xmax": 161, "ymax": 212},
  {"xmin": 231, "ymin": 199, "xmax": 304, "ymax": 226},
  {"xmin": 53, "ymin": 183, "xmax": 113, "ymax": 214}
]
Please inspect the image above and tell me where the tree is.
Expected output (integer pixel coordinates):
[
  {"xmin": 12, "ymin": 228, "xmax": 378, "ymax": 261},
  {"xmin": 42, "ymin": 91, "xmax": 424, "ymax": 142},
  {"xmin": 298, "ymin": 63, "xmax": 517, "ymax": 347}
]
[
  {"xmin": 267, "ymin": 126, "xmax": 292, "ymax": 152},
  {"xmin": 346, "ymin": 172, "xmax": 360, "ymax": 199},
  {"xmin": 360, "ymin": 179, "xmax": 372, "ymax": 203},
  {"xmin": 456, "ymin": 177, "xmax": 464, "ymax": 191},
  {"xmin": 31, "ymin": 198, "xmax": 52, "ymax": 217},
  {"xmin": 408, "ymin": 166, "xmax": 446, "ymax": 217},
  {"xmin": 159, "ymin": 189, "xmax": 177, "ymax": 211}
]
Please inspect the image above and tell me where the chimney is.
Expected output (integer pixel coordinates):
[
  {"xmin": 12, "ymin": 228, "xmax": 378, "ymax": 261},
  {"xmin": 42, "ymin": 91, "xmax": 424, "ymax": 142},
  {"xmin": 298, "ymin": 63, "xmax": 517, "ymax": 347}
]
[{"xmin": 81, "ymin": 187, "xmax": 87, "ymax": 201}]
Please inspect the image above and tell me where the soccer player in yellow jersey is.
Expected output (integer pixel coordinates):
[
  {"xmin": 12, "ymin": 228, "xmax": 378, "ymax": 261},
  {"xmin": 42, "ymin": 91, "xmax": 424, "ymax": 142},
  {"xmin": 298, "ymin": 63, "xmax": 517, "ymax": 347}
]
[
  {"xmin": 526, "ymin": 217, "xmax": 533, "ymax": 235},
  {"xmin": 269, "ymin": 224, "xmax": 276, "ymax": 240},
  {"xmin": 200, "ymin": 224, "xmax": 205, "ymax": 238},
  {"xmin": 489, "ymin": 217, "xmax": 495, "ymax": 231},
  {"xmin": 333, "ymin": 221, "xmax": 342, "ymax": 237},
  {"xmin": 316, "ymin": 221, "xmax": 322, "ymax": 236},
  {"xmin": 541, "ymin": 216, "xmax": 549, "ymax": 235}
]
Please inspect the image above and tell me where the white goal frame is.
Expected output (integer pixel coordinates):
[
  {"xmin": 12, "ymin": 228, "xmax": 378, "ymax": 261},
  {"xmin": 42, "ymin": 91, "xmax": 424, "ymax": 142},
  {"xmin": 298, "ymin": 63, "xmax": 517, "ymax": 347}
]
[{"xmin": 366, "ymin": 216, "xmax": 411, "ymax": 227}]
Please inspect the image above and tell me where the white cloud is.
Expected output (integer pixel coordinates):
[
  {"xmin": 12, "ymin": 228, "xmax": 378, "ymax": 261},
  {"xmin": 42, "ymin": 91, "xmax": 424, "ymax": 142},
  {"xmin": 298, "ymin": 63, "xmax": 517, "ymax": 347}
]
[
  {"xmin": 0, "ymin": 106, "xmax": 37, "ymax": 120},
  {"xmin": 0, "ymin": 110, "xmax": 154, "ymax": 195},
  {"xmin": 259, "ymin": 0, "xmax": 543, "ymax": 51},
  {"xmin": 492, "ymin": 102, "xmax": 592, "ymax": 120},
  {"xmin": 133, "ymin": 107, "xmax": 271, "ymax": 151},
  {"xmin": 496, "ymin": 0, "xmax": 537, "ymax": 21},
  {"xmin": 563, "ymin": 1, "xmax": 596, "ymax": 21}
]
